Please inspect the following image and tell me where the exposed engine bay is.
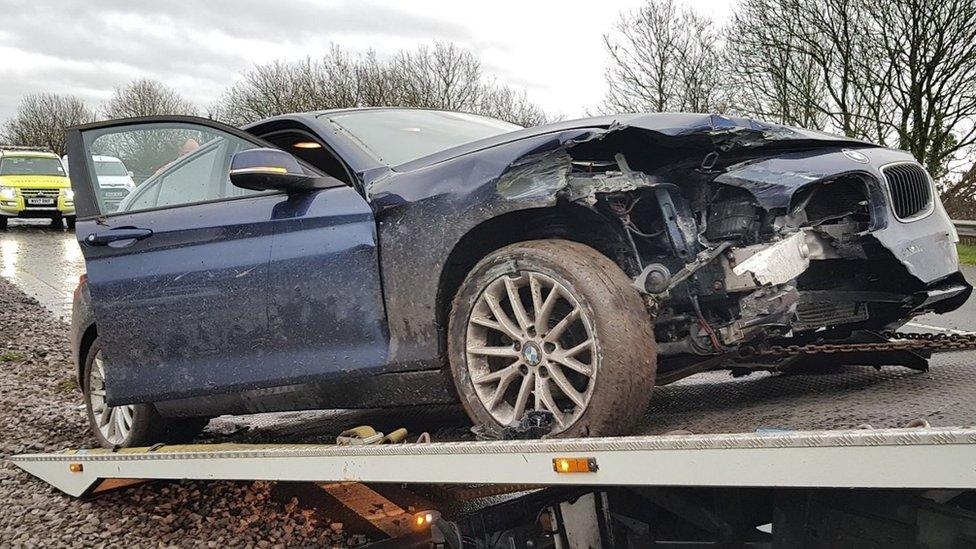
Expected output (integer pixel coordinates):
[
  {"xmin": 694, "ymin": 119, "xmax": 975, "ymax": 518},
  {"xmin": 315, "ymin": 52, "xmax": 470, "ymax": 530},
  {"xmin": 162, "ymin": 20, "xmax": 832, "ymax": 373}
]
[{"xmin": 495, "ymin": 119, "xmax": 972, "ymax": 381}]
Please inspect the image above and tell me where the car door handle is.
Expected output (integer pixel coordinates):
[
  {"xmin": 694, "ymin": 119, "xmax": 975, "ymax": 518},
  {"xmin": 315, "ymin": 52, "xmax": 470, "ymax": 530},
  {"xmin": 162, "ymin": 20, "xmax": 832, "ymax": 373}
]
[{"xmin": 85, "ymin": 227, "xmax": 153, "ymax": 246}]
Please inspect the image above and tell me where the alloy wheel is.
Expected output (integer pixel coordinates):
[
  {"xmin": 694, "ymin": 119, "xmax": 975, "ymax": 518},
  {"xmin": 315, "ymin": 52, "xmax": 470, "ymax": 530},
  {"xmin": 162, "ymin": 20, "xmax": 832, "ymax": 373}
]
[
  {"xmin": 88, "ymin": 349, "xmax": 135, "ymax": 445},
  {"xmin": 465, "ymin": 271, "xmax": 598, "ymax": 431}
]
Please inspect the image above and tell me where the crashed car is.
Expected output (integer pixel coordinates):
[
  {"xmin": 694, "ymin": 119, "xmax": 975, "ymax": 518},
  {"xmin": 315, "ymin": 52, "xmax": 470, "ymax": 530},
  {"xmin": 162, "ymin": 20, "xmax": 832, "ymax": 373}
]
[{"xmin": 66, "ymin": 110, "xmax": 970, "ymax": 447}]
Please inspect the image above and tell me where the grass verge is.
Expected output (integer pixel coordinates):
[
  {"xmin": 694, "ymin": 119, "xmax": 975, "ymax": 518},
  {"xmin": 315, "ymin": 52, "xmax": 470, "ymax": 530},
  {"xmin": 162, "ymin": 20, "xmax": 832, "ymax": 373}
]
[{"xmin": 959, "ymin": 244, "xmax": 976, "ymax": 266}]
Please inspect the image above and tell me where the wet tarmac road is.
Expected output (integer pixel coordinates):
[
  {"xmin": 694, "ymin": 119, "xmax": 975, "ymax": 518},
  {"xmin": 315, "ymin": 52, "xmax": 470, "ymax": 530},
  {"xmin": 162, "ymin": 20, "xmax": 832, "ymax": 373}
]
[{"xmin": 0, "ymin": 220, "xmax": 81, "ymax": 320}]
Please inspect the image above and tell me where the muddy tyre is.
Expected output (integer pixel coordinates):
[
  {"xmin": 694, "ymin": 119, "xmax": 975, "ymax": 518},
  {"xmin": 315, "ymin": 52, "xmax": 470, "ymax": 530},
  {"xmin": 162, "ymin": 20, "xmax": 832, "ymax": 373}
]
[
  {"xmin": 83, "ymin": 337, "xmax": 207, "ymax": 448},
  {"xmin": 447, "ymin": 239, "xmax": 656, "ymax": 438}
]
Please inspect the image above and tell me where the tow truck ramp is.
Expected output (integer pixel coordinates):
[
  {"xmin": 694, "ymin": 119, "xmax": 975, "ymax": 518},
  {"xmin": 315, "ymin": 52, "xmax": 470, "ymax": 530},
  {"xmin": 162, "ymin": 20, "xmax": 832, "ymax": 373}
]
[
  {"xmin": 13, "ymin": 427, "xmax": 976, "ymax": 497},
  {"xmin": 12, "ymin": 427, "xmax": 976, "ymax": 547}
]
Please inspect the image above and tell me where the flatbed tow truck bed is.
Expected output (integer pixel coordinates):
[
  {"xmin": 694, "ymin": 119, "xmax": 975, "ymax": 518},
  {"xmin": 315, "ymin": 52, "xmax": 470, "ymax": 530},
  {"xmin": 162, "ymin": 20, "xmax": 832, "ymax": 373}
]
[
  {"xmin": 17, "ymin": 427, "xmax": 976, "ymax": 497},
  {"xmin": 12, "ymin": 350, "xmax": 976, "ymax": 547},
  {"xmin": 13, "ymin": 426, "xmax": 976, "ymax": 547}
]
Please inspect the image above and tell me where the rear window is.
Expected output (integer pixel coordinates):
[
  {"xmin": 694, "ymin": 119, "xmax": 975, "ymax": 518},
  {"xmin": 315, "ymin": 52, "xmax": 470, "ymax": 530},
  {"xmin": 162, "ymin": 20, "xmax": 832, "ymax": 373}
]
[
  {"xmin": 0, "ymin": 156, "xmax": 65, "ymax": 176},
  {"xmin": 94, "ymin": 160, "xmax": 128, "ymax": 177}
]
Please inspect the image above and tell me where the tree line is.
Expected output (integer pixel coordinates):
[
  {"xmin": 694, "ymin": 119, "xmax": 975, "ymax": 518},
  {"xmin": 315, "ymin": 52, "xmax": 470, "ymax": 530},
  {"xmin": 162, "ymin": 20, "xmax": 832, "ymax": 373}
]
[{"xmin": 1, "ymin": 42, "xmax": 547, "ymax": 158}]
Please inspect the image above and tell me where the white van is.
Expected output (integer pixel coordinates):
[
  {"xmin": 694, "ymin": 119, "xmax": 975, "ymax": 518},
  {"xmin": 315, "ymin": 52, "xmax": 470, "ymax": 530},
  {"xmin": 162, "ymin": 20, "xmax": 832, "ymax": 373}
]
[{"xmin": 65, "ymin": 155, "xmax": 136, "ymax": 210}]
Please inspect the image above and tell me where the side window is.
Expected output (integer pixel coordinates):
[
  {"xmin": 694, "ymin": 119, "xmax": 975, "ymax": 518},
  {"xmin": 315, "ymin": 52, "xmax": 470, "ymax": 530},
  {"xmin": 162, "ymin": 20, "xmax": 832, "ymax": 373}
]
[
  {"xmin": 84, "ymin": 123, "xmax": 260, "ymax": 214},
  {"xmin": 155, "ymin": 144, "xmax": 222, "ymax": 208}
]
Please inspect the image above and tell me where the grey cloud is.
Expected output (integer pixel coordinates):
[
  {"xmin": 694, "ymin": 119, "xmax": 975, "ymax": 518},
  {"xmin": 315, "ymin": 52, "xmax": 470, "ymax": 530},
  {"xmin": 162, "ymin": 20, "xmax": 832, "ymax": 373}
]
[
  {"xmin": 2, "ymin": 0, "xmax": 468, "ymax": 69},
  {"xmin": 0, "ymin": 0, "xmax": 471, "ymax": 118}
]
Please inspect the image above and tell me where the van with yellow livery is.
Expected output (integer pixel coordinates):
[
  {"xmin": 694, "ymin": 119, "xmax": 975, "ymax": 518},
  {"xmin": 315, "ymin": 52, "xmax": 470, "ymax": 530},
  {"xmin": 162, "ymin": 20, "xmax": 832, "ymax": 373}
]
[{"xmin": 0, "ymin": 147, "xmax": 74, "ymax": 230}]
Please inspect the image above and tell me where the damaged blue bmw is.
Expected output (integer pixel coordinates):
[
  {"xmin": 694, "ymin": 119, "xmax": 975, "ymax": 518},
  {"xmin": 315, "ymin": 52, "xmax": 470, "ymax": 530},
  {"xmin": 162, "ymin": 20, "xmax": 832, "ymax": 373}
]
[{"xmin": 66, "ymin": 109, "xmax": 971, "ymax": 447}]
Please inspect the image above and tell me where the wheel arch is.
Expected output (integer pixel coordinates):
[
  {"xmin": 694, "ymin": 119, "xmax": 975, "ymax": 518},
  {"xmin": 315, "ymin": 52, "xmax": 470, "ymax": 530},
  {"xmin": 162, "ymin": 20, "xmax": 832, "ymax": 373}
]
[
  {"xmin": 434, "ymin": 202, "xmax": 638, "ymax": 358},
  {"xmin": 77, "ymin": 323, "xmax": 98, "ymax": 387}
]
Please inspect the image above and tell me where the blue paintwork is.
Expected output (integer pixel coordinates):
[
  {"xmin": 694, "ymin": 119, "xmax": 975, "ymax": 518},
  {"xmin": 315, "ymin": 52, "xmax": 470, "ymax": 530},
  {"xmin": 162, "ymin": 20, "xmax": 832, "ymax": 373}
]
[
  {"xmin": 80, "ymin": 186, "xmax": 388, "ymax": 406},
  {"xmin": 264, "ymin": 188, "xmax": 388, "ymax": 382},
  {"xmin": 78, "ymin": 195, "xmax": 280, "ymax": 404}
]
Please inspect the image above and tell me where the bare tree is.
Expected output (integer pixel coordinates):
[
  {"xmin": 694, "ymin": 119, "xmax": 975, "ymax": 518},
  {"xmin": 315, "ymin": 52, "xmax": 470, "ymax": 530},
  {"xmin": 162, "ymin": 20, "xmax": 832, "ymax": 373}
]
[
  {"xmin": 214, "ymin": 59, "xmax": 325, "ymax": 126},
  {"xmin": 388, "ymin": 43, "xmax": 482, "ymax": 110},
  {"xmin": 387, "ymin": 43, "xmax": 548, "ymax": 126},
  {"xmin": 722, "ymin": 0, "xmax": 830, "ymax": 129},
  {"xmin": 2, "ymin": 93, "xmax": 96, "ymax": 156},
  {"xmin": 213, "ymin": 43, "xmax": 549, "ymax": 127},
  {"xmin": 475, "ymin": 84, "xmax": 549, "ymax": 127},
  {"xmin": 98, "ymin": 80, "xmax": 199, "ymax": 183},
  {"xmin": 102, "ymin": 78, "xmax": 197, "ymax": 119},
  {"xmin": 941, "ymin": 163, "xmax": 976, "ymax": 219},
  {"xmin": 865, "ymin": 0, "xmax": 976, "ymax": 179},
  {"xmin": 601, "ymin": 0, "xmax": 723, "ymax": 114},
  {"xmin": 725, "ymin": 0, "xmax": 976, "ymax": 180}
]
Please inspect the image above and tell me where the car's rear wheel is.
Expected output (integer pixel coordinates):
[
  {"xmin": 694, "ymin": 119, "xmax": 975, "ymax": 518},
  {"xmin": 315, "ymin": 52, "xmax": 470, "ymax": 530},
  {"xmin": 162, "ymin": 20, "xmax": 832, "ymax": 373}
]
[
  {"xmin": 447, "ymin": 239, "xmax": 656, "ymax": 438},
  {"xmin": 83, "ymin": 337, "xmax": 208, "ymax": 448},
  {"xmin": 0, "ymin": 217, "xmax": 7, "ymax": 230}
]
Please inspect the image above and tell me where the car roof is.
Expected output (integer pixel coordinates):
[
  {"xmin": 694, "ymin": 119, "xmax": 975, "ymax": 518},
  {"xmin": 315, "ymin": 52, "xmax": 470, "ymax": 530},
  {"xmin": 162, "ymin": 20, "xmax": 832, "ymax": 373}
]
[
  {"xmin": 247, "ymin": 106, "xmax": 498, "ymax": 126},
  {"xmin": 0, "ymin": 149, "xmax": 59, "ymax": 158},
  {"xmin": 314, "ymin": 106, "xmax": 456, "ymax": 117},
  {"xmin": 92, "ymin": 155, "xmax": 124, "ymax": 162},
  {"xmin": 244, "ymin": 109, "xmax": 873, "ymax": 174}
]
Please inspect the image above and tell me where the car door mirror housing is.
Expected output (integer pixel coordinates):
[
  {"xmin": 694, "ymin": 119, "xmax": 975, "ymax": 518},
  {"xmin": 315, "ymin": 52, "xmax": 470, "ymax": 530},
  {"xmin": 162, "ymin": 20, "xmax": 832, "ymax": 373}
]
[{"xmin": 230, "ymin": 148, "xmax": 339, "ymax": 193}]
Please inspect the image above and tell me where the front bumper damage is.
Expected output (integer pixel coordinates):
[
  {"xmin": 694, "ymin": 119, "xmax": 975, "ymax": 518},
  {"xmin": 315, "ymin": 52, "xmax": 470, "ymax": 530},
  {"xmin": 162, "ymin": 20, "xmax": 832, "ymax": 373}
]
[
  {"xmin": 716, "ymin": 227, "xmax": 970, "ymax": 348},
  {"xmin": 697, "ymin": 146, "xmax": 971, "ymax": 351}
]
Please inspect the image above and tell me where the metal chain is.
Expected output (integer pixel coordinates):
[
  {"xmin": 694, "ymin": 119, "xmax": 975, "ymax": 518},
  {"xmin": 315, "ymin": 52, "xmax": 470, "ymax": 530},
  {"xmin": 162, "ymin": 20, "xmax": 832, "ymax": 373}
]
[{"xmin": 738, "ymin": 331, "xmax": 976, "ymax": 358}]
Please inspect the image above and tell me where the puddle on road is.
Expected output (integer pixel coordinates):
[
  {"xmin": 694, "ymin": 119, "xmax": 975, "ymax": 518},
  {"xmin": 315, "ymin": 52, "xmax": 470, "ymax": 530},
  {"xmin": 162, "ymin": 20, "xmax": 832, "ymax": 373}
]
[{"xmin": 0, "ymin": 220, "xmax": 83, "ymax": 320}]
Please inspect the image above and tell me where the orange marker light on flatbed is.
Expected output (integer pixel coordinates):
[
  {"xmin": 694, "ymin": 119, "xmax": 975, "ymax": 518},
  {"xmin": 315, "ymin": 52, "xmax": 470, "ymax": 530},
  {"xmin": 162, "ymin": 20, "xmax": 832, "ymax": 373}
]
[
  {"xmin": 553, "ymin": 457, "xmax": 598, "ymax": 473},
  {"xmin": 68, "ymin": 463, "xmax": 83, "ymax": 473}
]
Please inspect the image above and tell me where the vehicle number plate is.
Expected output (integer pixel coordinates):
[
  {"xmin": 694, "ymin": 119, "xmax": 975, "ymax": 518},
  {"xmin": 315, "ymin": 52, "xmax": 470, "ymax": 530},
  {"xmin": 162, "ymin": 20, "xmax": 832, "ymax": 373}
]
[
  {"xmin": 27, "ymin": 197, "xmax": 54, "ymax": 206},
  {"xmin": 104, "ymin": 191, "xmax": 126, "ymax": 199}
]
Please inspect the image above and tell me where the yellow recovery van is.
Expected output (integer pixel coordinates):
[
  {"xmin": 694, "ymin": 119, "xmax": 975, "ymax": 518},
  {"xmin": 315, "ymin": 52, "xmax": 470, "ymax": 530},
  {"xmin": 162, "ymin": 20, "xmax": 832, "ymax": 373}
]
[{"xmin": 0, "ymin": 146, "xmax": 74, "ymax": 230}]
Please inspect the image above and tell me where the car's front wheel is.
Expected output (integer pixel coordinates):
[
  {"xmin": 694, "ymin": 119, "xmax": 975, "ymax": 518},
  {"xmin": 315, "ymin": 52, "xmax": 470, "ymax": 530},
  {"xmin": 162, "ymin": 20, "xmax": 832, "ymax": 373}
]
[
  {"xmin": 83, "ymin": 337, "xmax": 207, "ymax": 448},
  {"xmin": 447, "ymin": 239, "xmax": 656, "ymax": 438}
]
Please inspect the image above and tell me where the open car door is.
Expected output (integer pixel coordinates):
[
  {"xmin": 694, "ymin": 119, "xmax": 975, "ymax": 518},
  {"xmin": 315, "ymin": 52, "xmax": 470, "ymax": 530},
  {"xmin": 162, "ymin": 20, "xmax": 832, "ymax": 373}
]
[
  {"xmin": 67, "ymin": 116, "xmax": 291, "ymax": 406},
  {"xmin": 69, "ymin": 115, "xmax": 389, "ymax": 414}
]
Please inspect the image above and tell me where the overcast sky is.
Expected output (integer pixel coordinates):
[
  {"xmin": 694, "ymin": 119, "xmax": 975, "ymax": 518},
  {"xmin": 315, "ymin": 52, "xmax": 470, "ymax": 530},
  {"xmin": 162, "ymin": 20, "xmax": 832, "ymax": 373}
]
[{"xmin": 0, "ymin": 0, "xmax": 735, "ymax": 122}]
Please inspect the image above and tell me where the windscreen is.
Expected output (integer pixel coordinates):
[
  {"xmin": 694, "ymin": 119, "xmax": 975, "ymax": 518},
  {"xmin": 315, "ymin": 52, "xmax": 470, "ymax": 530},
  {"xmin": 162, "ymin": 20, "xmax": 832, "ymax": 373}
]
[
  {"xmin": 327, "ymin": 110, "xmax": 521, "ymax": 166},
  {"xmin": 0, "ymin": 156, "xmax": 65, "ymax": 176}
]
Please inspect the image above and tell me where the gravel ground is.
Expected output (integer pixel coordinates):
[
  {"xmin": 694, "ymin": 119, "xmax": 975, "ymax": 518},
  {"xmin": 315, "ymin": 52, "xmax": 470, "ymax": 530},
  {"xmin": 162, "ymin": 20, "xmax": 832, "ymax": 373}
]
[{"xmin": 0, "ymin": 278, "xmax": 365, "ymax": 548}]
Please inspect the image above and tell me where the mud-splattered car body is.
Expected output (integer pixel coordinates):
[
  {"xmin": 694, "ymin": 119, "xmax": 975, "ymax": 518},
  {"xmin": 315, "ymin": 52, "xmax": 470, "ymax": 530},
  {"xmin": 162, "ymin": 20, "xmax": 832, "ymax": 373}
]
[
  {"xmin": 69, "ymin": 110, "xmax": 970, "ymax": 418},
  {"xmin": 372, "ymin": 112, "xmax": 968, "ymax": 386}
]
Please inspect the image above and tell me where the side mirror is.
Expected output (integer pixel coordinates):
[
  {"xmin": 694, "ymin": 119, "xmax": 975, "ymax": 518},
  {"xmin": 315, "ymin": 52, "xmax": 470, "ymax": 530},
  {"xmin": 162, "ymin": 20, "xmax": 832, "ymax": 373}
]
[{"xmin": 229, "ymin": 148, "xmax": 339, "ymax": 193}]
